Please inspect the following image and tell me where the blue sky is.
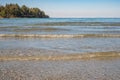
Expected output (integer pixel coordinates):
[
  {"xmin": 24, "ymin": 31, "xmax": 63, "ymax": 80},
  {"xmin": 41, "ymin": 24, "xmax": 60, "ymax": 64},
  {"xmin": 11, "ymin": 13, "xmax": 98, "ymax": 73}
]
[{"xmin": 0, "ymin": 0, "xmax": 120, "ymax": 18}]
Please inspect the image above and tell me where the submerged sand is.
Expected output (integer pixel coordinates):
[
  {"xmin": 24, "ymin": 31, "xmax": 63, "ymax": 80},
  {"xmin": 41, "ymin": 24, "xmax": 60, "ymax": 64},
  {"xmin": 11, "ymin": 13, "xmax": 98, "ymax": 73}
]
[{"xmin": 0, "ymin": 48, "xmax": 120, "ymax": 80}]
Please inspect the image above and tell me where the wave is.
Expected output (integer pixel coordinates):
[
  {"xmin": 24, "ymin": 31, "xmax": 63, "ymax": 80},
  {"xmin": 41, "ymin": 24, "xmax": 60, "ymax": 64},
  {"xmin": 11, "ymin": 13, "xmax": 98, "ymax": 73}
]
[
  {"xmin": 0, "ymin": 51, "xmax": 120, "ymax": 61},
  {"xmin": 33, "ymin": 22, "xmax": 120, "ymax": 26},
  {"xmin": 0, "ymin": 34, "xmax": 120, "ymax": 38}
]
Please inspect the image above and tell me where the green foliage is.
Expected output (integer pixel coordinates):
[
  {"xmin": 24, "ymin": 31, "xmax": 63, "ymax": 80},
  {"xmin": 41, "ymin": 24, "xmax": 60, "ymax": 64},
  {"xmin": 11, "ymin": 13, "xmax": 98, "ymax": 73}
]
[{"xmin": 0, "ymin": 4, "xmax": 49, "ymax": 18}]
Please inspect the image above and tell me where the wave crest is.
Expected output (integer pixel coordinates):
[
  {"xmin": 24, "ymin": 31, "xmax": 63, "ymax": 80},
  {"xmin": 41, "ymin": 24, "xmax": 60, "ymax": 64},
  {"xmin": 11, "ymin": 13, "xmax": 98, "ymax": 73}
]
[
  {"xmin": 0, "ymin": 34, "xmax": 120, "ymax": 38},
  {"xmin": 0, "ymin": 51, "xmax": 120, "ymax": 61}
]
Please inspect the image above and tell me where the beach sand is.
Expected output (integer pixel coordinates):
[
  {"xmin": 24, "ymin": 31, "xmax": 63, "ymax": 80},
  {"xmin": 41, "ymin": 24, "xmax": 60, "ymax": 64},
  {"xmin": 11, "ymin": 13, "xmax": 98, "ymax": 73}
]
[{"xmin": 0, "ymin": 48, "xmax": 120, "ymax": 80}]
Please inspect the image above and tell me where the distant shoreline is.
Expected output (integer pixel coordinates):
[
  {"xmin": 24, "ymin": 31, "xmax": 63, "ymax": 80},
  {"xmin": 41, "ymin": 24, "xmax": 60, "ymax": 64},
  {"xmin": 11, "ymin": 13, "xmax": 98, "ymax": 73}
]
[
  {"xmin": 1, "ymin": 17, "xmax": 120, "ymax": 19},
  {"xmin": 0, "ymin": 16, "xmax": 49, "ymax": 19}
]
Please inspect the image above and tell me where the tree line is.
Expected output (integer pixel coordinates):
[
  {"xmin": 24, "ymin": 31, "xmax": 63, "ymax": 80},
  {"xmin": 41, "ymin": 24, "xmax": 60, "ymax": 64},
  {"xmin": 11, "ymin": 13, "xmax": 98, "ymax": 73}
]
[{"xmin": 0, "ymin": 3, "xmax": 49, "ymax": 18}]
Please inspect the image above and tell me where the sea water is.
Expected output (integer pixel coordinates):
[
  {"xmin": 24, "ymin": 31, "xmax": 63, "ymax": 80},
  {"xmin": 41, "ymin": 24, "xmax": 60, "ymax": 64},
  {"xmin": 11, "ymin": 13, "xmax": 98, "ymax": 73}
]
[{"xmin": 0, "ymin": 18, "xmax": 120, "ymax": 53}]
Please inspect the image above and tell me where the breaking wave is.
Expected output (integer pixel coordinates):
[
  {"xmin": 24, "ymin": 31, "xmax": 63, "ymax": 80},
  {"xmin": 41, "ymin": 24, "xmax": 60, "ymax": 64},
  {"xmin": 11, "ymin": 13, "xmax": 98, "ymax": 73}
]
[
  {"xmin": 0, "ymin": 51, "xmax": 120, "ymax": 61},
  {"xmin": 0, "ymin": 34, "xmax": 120, "ymax": 38},
  {"xmin": 33, "ymin": 22, "xmax": 120, "ymax": 26}
]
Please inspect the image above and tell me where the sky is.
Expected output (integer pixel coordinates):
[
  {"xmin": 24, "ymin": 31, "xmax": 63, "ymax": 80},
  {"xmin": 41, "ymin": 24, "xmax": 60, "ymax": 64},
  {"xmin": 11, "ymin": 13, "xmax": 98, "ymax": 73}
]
[{"xmin": 0, "ymin": 0, "xmax": 120, "ymax": 18}]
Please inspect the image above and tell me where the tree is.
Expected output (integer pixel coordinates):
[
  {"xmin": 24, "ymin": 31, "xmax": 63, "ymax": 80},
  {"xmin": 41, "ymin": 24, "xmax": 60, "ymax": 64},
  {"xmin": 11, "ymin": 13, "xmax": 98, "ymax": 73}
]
[
  {"xmin": 8, "ymin": 4, "xmax": 21, "ymax": 17},
  {"xmin": 0, "ymin": 3, "xmax": 49, "ymax": 18},
  {"xmin": 0, "ymin": 6, "xmax": 6, "ymax": 17},
  {"xmin": 21, "ymin": 5, "xmax": 29, "ymax": 17}
]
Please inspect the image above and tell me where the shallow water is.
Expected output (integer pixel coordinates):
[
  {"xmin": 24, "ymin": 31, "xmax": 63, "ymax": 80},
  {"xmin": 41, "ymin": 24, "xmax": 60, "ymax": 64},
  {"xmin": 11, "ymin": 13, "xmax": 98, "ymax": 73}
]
[
  {"xmin": 0, "ymin": 18, "xmax": 120, "ymax": 80},
  {"xmin": 0, "ymin": 37, "xmax": 120, "ymax": 53},
  {"xmin": 0, "ymin": 18, "xmax": 120, "ymax": 53}
]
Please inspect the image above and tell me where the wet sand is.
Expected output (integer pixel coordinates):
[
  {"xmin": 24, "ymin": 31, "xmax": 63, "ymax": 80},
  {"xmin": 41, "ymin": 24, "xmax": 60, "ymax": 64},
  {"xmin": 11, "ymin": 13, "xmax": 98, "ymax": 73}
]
[{"xmin": 0, "ymin": 49, "xmax": 120, "ymax": 80}]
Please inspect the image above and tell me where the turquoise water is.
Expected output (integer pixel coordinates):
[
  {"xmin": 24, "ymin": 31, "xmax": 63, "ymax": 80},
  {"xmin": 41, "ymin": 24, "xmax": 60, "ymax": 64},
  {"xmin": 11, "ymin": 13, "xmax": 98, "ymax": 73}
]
[
  {"xmin": 0, "ymin": 38, "xmax": 120, "ymax": 53},
  {"xmin": 0, "ymin": 18, "xmax": 120, "ymax": 53}
]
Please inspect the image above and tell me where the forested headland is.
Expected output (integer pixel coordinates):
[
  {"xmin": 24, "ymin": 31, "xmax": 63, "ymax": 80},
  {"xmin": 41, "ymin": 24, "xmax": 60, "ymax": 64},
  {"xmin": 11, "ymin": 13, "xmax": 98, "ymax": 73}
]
[{"xmin": 0, "ymin": 4, "xmax": 49, "ymax": 18}]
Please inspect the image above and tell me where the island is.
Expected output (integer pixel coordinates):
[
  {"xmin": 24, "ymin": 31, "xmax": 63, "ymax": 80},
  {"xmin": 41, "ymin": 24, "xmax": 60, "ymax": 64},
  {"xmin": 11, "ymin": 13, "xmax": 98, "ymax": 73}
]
[{"xmin": 0, "ymin": 4, "xmax": 49, "ymax": 18}]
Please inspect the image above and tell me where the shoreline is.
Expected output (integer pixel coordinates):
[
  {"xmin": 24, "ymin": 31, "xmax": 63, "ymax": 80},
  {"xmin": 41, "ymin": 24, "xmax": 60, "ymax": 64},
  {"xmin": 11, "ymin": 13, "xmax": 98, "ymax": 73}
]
[
  {"xmin": 0, "ymin": 48, "xmax": 120, "ymax": 80},
  {"xmin": 0, "ymin": 48, "xmax": 120, "ymax": 61}
]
